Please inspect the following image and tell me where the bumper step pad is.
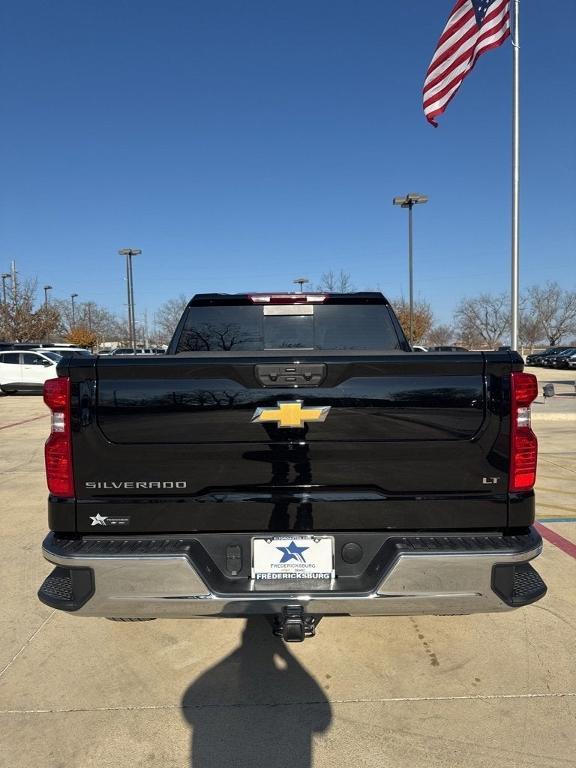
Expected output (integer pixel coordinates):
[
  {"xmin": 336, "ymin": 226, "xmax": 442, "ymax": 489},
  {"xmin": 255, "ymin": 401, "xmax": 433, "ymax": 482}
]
[
  {"xmin": 38, "ymin": 565, "xmax": 94, "ymax": 611},
  {"xmin": 492, "ymin": 562, "xmax": 547, "ymax": 606},
  {"xmin": 41, "ymin": 568, "xmax": 74, "ymax": 601}
]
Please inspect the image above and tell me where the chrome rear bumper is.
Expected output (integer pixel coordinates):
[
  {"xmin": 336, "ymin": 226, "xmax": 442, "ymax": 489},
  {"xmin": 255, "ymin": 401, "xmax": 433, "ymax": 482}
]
[{"xmin": 39, "ymin": 530, "xmax": 546, "ymax": 619}]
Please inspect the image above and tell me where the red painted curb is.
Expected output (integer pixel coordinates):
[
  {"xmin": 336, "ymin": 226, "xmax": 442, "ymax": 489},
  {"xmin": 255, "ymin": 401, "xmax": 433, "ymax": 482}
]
[
  {"xmin": 0, "ymin": 414, "xmax": 48, "ymax": 431},
  {"xmin": 536, "ymin": 522, "xmax": 576, "ymax": 561}
]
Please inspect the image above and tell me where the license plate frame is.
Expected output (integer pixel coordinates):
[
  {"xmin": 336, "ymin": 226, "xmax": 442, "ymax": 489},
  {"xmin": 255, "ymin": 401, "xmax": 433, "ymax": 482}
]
[{"xmin": 251, "ymin": 535, "xmax": 335, "ymax": 582}]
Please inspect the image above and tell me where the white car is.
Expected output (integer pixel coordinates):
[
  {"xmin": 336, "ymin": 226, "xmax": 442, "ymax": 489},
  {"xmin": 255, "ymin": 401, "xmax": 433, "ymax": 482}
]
[{"xmin": 0, "ymin": 350, "xmax": 61, "ymax": 394}]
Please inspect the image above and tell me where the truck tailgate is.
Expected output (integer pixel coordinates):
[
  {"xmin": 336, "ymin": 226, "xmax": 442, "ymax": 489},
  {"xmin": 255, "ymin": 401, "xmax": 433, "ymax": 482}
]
[{"xmin": 67, "ymin": 352, "xmax": 515, "ymax": 533}]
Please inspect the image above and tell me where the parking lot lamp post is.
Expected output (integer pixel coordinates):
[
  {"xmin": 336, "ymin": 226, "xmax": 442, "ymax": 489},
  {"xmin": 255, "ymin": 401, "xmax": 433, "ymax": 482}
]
[
  {"xmin": 43, "ymin": 285, "xmax": 53, "ymax": 308},
  {"xmin": 118, "ymin": 249, "xmax": 142, "ymax": 354},
  {"xmin": 293, "ymin": 278, "xmax": 309, "ymax": 293},
  {"xmin": 70, "ymin": 293, "xmax": 78, "ymax": 327},
  {"xmin": 1, "ymin": 273, "xmax": 11, "ymax": 305},
  {"xmin": 392, "ymin": 193, "xmax": 429, "ymax": 346}
]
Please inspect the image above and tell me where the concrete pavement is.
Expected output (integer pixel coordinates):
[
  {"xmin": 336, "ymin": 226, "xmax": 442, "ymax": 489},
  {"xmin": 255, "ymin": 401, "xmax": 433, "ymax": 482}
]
[
  {"xmin": 531, "ymin": 367, "xmax": 576, "ymax": 528},
  {"xmin": 0, "ymin": 377, "xmax": 575, "ymax": 768}
]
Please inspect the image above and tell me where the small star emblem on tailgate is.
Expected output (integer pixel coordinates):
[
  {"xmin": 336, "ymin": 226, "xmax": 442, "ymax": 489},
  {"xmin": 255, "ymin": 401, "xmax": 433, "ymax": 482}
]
[{"xmin": 90, "ymin": 513, "xmax": 108, "ymax": 526}]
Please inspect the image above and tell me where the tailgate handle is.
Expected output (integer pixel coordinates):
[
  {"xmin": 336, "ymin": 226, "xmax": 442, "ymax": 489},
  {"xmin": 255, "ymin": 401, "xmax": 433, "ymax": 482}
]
[{"xmin": 255, "ymin": 363, "xmax": 326, "ymax": 388}]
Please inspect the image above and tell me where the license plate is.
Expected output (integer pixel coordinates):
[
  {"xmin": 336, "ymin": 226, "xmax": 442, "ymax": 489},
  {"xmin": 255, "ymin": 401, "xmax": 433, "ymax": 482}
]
[{"xmin": 252, "ymin": 536, "xmax": 334, "ymax": 581}]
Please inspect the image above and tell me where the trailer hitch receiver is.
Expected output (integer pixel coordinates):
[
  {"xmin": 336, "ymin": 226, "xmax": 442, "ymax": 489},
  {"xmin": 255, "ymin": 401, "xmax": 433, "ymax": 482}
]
[{"xmin": 272, "ymin": 605, "xmax": 320, "ymax": 642}]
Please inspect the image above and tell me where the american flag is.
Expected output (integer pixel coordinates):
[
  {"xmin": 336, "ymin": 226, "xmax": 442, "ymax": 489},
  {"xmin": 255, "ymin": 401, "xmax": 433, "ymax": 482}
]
[{"xmin": 423, "ymin": 0, "xmax": 511, "ymax": 126}]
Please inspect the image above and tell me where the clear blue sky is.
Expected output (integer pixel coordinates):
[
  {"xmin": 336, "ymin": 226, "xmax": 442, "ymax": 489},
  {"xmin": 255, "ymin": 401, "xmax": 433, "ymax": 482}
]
[{"xmin": 1, "ymin": 0, "xmax": 575, "ymax": 328}]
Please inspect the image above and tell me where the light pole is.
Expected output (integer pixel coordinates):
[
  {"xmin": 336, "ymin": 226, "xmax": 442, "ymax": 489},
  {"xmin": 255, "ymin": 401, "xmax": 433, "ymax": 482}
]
[
  {"xmin": 293, "ymin": 277, "xmax": 309, "ymax": 293},
  {"xmin": 118, "ymin": 248, "xmax": 142, "ymax": 354},
  {"xmin": 392, "ymin": 193, "xmax": 428, "ymax": 346},
  {"xmin": 70, "ymin": 293, "xmax": 78, "ymax": 326},
  {"xmin": 43, "ymin": 285, "xmax": 53, "ymax": 308},
  {"xmin": 1, "ymin": 273, "xmax": 11, "ymax": 305}
]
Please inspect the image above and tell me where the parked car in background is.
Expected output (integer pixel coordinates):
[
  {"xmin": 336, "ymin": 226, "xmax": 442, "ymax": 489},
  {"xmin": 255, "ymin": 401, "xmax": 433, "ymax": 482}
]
[
  {"xmin": 33, "ymin": 346, "xmax": 92, "ymax": 359},
  {"xmin": 540, "ymin": 348, "xmax": 574, "ymax": 368},
  {"xmin": 525, "ymin": 347, "xmax": 571, "ymax": 366},
  {"xmin": 427, "ymin": 345, "xmax": 469, "ymax": 352},
  {"xmin": 0, "ymin": 350, "xmax": 61, "ymax": 393},
  {"xmin": 568, "ymin": 353, "xmax": 576, "ymax": 369},
  {"xmin": 525, "ymin": 352, "xmax": 543, "ymax": 366},
  {"xmin": 110, "ymin": 348, "xmax": 139, "ymax": 355},
  {"xmin": 552, "ymin": 348, "xmax": 576, "ymax": 369},
  {"xmin": 111, "ymin": 347, "xmax": 164, "ymax": 356},
  {"xmin": 527, "ymin": 349, "xmax": 554, "ymax": 366}
]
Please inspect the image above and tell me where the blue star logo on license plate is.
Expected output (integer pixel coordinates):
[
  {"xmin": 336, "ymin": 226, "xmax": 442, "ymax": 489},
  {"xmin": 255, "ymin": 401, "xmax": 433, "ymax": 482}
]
[{"xmin": 276, "ymin": 541, "xmax": 309, "ymax": 563}]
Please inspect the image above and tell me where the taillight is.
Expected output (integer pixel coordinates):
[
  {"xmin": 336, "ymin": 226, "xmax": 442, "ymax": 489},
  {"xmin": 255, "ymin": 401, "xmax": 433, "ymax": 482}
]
[
  {"xmin": 44, "ymin": 377, "xmax": 74, "ymax": 497},
  {"xmin": 509, "ymin": 372, "xmax": 538, "ymax": 492}
]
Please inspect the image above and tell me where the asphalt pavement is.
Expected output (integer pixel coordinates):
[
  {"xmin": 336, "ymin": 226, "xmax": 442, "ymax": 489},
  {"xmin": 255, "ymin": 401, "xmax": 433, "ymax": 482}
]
[{"xmin": 0, "ymin": 367, "xmax": 575, "ymax": 768}]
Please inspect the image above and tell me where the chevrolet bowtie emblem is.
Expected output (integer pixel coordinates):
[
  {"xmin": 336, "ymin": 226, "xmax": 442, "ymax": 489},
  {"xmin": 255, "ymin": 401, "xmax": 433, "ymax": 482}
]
[{"xmin": 251, "ymin": 401, "xmax": 331, "ymax": 429}]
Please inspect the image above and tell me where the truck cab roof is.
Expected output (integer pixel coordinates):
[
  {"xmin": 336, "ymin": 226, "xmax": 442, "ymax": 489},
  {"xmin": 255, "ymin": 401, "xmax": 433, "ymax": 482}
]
[{"xmin": 188, "ymin": 292, "xmax": 390, "ymax": 306}]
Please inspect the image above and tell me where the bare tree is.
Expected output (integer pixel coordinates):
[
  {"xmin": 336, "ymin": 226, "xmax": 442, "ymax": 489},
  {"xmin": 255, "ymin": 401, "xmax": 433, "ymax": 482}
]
[
  {"xmin": 526, "ymin": 282, "xmax": 576, "ymax": 346},
  {"xmin": 391, "ymin": 298, "xmax": 434, "ymax": 344},
  {"xmin": 155, "ymin": 294, "xmax": 189, "ymax": 343},
  {"xmin": 0, "ymin": 278, "xmax": 59, "ymax": 342},
  {"xmin": 425, "ymin": 324, "xmax": 453, "ymax": 346},
  {"xmin": 316, "ymin": 270, "xmax": 355, "ymax": 293},
  {"xmin": 52, "ymin": 299, "xmax": 126, "ymax": 344},
  {"xmin": 518, "ymin": 306, "xmax": 544, "ymax": 352},
  {"xmin": 454, "ymin": 293, "xmax": 509, "ymax": 348}
]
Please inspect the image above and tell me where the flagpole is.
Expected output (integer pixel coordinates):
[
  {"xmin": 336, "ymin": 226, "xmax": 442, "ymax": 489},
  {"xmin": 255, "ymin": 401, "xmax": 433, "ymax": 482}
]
[{"xmin": 511, "ymin": 0, "xmax": 520, "ymax": 351}]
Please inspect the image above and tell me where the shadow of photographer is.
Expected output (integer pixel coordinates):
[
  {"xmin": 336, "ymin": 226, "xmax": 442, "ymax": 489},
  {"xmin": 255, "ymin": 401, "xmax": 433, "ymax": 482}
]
[{"xmin": 181, "ymin": 617, "xmax": 332, "ymax": 767}]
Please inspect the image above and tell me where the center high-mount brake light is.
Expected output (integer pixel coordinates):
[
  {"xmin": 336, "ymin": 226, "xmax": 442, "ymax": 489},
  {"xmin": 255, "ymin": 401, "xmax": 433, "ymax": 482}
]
[
  {"xmin": 249, "ymin": 294, "xmax": 327, "ymax": 304},
  {"xmin": 44, "ymin": 377, "xmax": 74, "ymax": 497},
  {"xmin": 509, "ymin": 372, "xmax": 538, "ymax": 492}
]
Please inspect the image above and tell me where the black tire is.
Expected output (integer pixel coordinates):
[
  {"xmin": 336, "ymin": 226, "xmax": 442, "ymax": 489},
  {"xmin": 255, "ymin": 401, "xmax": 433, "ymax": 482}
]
[{"xmin": 0, "ymin": 386, "xmax": 17, "ymax": 395}]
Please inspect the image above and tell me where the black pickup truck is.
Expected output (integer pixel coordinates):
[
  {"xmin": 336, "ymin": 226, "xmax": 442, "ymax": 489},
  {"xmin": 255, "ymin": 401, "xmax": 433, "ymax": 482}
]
[{"xmin": 38, "ymin": 292, "xmax": 546, "ymax": 641}]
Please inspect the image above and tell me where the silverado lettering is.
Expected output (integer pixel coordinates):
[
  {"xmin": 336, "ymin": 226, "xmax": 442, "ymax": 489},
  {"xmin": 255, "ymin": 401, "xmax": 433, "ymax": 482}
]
[
  {"xmin": 85, "ymin": 481, "xmax": 188, "ymax": 490},
  {"xmin": 38, "ymin": 292, "xmax": 546, "ymax": 642}
]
